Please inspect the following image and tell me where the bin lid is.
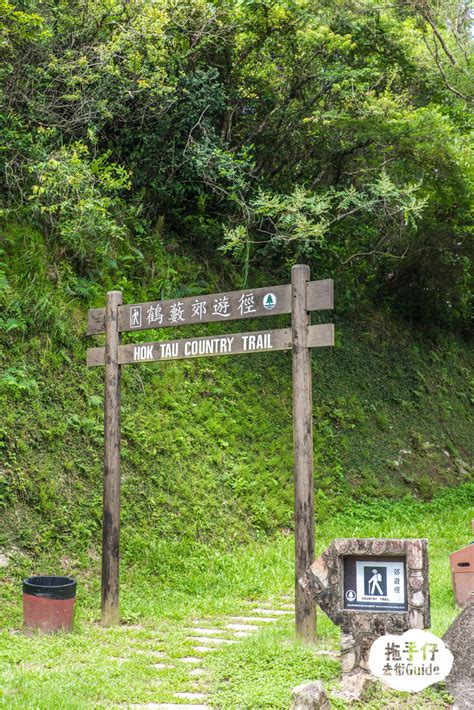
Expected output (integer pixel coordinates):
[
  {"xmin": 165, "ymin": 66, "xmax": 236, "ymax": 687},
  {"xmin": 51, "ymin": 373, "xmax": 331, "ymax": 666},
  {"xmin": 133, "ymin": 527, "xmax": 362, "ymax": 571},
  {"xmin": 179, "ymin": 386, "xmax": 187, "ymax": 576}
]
[
  {"xmin": 23, "ymin": 576, "xmax": 76, "ymax": 599},
  {"xmin": 450, "ymin": 545, "xmax": 474, "ymax": 573}
]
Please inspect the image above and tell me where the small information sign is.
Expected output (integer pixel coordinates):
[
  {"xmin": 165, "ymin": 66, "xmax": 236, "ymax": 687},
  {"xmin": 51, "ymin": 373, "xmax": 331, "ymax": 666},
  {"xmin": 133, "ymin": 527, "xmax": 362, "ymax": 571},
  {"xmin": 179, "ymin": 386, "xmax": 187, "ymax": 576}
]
[
  {"xmin": 301, "ymin": 538, "xmax": 430, "ymax": 688},
  {"xmin": 343, "ymin": 556, "xmax": 407, "ymax": 612}
]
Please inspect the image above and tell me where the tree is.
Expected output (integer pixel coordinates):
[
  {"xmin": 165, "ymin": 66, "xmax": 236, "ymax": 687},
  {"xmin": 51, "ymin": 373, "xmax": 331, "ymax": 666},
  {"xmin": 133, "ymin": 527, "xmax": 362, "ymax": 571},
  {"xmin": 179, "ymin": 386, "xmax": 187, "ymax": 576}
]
[{"xmin": 0, "ymin": 0, "xmax": 471, "ymax": 325}]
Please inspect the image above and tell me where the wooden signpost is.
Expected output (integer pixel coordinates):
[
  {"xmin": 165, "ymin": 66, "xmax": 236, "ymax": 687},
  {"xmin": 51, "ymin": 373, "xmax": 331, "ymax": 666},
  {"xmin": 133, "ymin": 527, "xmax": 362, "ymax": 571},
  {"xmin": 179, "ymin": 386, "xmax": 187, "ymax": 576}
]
[{"xmin": 87, "ymin": 265, "xmax": 334, "ymax": 641}]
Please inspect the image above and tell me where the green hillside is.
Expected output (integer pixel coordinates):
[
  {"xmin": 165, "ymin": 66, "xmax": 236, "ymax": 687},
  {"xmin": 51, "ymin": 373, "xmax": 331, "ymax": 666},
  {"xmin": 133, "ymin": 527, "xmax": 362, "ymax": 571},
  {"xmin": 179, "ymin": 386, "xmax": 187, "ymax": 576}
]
[{"xmin": 1, "ymin": 223, "xmax": 472, "ymax": 558}]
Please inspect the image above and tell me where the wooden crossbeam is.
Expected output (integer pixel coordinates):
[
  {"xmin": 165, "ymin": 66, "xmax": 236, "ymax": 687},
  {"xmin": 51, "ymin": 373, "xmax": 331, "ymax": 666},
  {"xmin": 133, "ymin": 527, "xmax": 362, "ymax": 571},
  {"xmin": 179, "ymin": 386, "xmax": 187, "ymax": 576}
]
[{"xmin": 87, "ymin": 280, "xmax": 333, "ymax": 335}]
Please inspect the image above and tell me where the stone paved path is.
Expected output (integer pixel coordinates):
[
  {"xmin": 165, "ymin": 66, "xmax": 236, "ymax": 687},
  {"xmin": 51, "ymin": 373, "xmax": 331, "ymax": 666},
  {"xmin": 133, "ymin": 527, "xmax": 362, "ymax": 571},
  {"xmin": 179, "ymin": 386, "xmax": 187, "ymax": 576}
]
[{"xmin": 127, "ymin": 598, "xmax": 298, "ymax": 708}]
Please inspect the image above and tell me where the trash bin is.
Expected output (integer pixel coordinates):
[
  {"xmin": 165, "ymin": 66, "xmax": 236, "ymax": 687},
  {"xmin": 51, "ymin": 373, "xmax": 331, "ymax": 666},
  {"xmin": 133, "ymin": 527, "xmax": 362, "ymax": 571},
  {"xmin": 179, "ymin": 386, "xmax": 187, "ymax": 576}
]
[
  {"xmin": 23, "ymin": 576, "xmax": 76, "ymax": 632},
  {"xmin": 449, "ymin": 520, "xmax": 474, "ymax": 608}
]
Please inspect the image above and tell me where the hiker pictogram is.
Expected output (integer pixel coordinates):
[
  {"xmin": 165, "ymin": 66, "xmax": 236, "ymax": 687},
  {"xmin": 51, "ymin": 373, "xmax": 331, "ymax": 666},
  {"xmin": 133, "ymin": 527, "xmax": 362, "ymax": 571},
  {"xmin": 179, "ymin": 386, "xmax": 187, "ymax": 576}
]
[{"xmin": 364, "ymin": 566, "xmax": 387, "ymax": 596}]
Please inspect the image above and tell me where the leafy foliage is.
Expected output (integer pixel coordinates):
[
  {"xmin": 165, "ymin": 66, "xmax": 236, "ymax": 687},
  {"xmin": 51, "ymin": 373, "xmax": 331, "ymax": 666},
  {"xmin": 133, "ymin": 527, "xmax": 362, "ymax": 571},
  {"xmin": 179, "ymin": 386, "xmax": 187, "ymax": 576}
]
[
  {"xmin": 28, "ymin": 143, "xmax": 131, "ymax": 269},
  {"xmin": 0, "ymin": 0, "xmax": 472, "ymax": 325}
]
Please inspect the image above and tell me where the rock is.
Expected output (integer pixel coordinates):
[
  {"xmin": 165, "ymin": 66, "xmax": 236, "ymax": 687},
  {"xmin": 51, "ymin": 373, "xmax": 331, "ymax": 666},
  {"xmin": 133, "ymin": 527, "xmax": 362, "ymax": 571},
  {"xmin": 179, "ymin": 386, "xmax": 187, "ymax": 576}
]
[
  {"xmin": 443, "ymin": 602, "xmax": 474, "ymax": 710},
  {"xmin": 0, "ymin": 553, "xmax": 9, "ymax": 568},
  {"xmin": 290, "ymin": 681, "xmax": 331, "ymax": 709},
  {"xmin": 340, "ymin": 632, "xmax": 356, "ymax": 674},
  {"xmin": 337, "ymin": 672, "xmax": 375, "ymax": 701},
  {"xmin": 341, "ymin": 649, "xmax": 356, "ymax": 674}
]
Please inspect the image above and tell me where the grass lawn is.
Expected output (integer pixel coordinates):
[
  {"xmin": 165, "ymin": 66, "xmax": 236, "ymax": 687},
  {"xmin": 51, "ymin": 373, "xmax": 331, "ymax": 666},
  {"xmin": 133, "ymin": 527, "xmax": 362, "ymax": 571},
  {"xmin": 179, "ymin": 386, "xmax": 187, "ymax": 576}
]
[{"xmin": 0, "ymin": 484, "xmax": 472, "ymax": 708}]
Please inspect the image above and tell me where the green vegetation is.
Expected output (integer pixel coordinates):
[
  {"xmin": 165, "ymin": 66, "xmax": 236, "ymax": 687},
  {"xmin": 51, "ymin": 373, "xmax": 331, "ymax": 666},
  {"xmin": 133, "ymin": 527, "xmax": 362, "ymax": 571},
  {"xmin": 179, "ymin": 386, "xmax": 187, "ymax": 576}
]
[
  {"xmin": 1, "ymin": 486, "xmax": 472, "ymax": 708},
  {"xmin": 1, "ymin": 0, "xmax": 472, "ymax": 326},
  {"xmin": 1, "ymin": 225, "xmax": 472, "ymax": 554},
  {"xmin": 0, "ymin": 0, "xmax": 472, "ymax": 707},
  {"xmin": 1, "ymin": 216, "xmax": 472, "ymax": 706}
]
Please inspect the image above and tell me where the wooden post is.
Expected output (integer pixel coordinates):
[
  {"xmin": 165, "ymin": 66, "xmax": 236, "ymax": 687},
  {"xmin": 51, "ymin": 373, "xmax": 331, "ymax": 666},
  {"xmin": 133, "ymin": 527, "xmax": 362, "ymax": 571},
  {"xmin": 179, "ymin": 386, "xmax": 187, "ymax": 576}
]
[
  {"xmin": 291, "ymin": 264, "xmax": 316, "ymax": 643},
  {"xmin": 102, "ymin": 290, "xmax": 122, "ymax": 626}
]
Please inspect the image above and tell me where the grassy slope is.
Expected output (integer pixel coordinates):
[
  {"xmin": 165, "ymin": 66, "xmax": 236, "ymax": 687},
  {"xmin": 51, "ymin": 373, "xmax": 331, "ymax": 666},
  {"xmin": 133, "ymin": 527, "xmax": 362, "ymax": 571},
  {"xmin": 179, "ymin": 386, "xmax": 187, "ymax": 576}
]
[
  {"xmin": 1, "ymin": 226, "xmax": 472, "ymax": 556},
  {"xmin": 0, "ymin": 222, "xmax": 473, "ymax": 707},
  {"xmin": 0, "ymin": 485, "xmax": 472, "ymax": 708}
]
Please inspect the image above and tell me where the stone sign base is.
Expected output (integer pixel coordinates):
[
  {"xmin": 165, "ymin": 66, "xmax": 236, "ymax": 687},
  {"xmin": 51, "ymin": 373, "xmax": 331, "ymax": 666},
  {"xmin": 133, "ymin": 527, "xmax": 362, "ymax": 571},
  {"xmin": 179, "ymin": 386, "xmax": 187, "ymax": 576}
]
[{"xmin": 301, "ymin": 538, "xmax": 430, "ymax": 700}]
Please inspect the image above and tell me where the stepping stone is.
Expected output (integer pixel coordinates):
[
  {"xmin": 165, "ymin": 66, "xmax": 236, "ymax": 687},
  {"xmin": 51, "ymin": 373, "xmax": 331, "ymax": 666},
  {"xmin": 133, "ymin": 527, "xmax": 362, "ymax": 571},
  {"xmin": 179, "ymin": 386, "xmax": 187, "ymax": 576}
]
[
  {"xmin": 189, "ymin": 668, "xmax": 207, "ymax": 676},
  {"xmin": 175, "ymin": 693, "xmax": 208, "ymax": 700},
  {"xmin": 233, "ymin": 631, "xmax": 252, "ymax": 638},
  {"xmin": 138, "ymin": 650, "xmax": 166, "ymax": 658},
  {"xmin": 152, "ymin": 663, "xmax": 175, "ymax": 670},
  {"xmin": 189, "ymin": 627, "xmax": 223, "ymax": 635},
  {"xmin": 190, "ymin": 636, "xmax": 235, "ymax": 645},
  {"xmin": 121, "ymin": 624, "xmax": 145, "ymax": 630},
  {"xmin": 179, "ymin": 657, "xmax": 201, "ymax": 663},
  {"xmin": 225, "ymin": 623, "xmax": 259, "ymax": 632},
  {"xmin": 253, "ymin": 608, "xmax": 293, "ymax": 615},
  {"xmin": 229, "ymin": 616, "xmax": 277, "ymax": 623},
  {"xmin": 192, "ymin": 646, "xmax": 216, "ymax": 653}
]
